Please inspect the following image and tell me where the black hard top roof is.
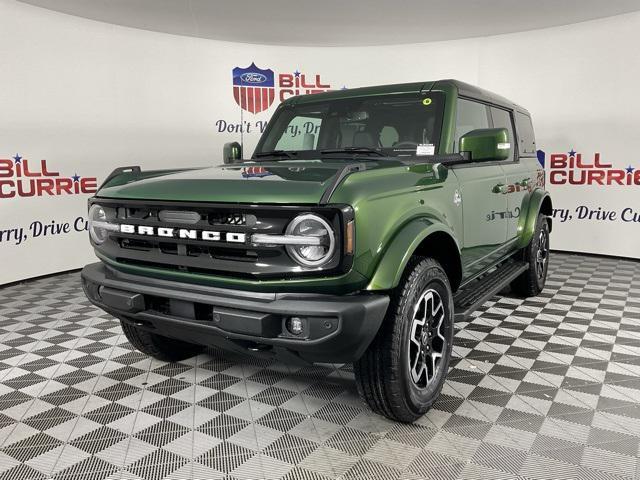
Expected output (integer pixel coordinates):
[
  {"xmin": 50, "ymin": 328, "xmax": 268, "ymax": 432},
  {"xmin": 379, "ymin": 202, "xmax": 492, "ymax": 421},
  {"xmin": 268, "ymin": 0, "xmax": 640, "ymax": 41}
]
[{"xmin": 284, "ymin": 79, "xmax": 530, "ymax": 116}]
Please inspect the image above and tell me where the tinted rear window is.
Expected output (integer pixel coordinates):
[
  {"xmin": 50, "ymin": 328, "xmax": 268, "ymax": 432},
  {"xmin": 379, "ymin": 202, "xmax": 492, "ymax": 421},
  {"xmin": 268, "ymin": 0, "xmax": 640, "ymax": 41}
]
[{"xmin": 515, "ymin": 112, "xmax": 536, "ymax": 157}]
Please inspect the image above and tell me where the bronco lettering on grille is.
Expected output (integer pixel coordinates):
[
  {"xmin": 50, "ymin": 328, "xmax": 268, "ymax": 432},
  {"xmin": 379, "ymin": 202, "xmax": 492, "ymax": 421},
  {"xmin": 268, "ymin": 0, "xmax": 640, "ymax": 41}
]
[{"xmin": 119, "ymin": 224, "xmax": 246, "ymax": 243}]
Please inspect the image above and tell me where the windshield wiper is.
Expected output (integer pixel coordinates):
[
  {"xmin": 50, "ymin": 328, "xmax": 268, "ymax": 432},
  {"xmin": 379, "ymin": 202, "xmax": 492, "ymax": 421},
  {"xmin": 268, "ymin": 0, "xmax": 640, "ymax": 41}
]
[
  {"xmin": 321, "ymin": 147, "xmax": 386, "ymax": 157},
  {"xmin": 254, "ymin": 150, "xmax": 297, "ymax": 159}
]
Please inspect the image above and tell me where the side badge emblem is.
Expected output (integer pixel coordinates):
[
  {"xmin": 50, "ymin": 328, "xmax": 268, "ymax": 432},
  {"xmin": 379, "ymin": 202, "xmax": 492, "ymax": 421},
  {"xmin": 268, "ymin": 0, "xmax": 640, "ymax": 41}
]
[{"xmin": 453, "ymin": 190, "xmax": 462, "ymax": 207}]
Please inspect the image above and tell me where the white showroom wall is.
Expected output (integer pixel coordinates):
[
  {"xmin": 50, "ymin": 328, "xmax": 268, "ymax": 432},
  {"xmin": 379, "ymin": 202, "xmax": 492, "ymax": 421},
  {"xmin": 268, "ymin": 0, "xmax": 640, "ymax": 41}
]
[{"xmin": 1, "ymin": 0, "xmax": 639, "ymax": 284}]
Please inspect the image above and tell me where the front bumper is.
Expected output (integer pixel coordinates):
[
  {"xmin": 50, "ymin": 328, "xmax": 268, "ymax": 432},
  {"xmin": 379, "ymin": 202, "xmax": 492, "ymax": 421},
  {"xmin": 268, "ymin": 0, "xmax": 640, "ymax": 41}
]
[{"xmin": 81, "ymin": 262, "xmax": 389, "ymax": 363}]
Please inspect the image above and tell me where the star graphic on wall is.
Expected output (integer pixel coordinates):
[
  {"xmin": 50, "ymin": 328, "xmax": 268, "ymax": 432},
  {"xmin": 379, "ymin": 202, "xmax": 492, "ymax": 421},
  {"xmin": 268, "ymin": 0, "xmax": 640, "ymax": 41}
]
[
  {"xmin": 626, "ymin": 165, "xmax": 635, "ymax": 174},
  {"xmin": 568, "ymin": 149, "xmax": 576, "ymax": 157},
  {"xmin": 12, "ymin": 154, "xmax": 22, "ymax": 164},
  {"xmin": 72, "ymin": 173, "xmax": 81, "ymax": 182},
  {"xmin": 294, "ymin": 70, "xmax": 301, "ymax": 78}
]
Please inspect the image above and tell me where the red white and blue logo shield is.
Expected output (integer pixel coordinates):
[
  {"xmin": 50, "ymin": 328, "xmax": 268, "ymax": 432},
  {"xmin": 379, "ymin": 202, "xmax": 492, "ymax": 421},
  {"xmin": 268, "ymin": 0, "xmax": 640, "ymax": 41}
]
[{"xmin": 232, "ymin": 62, "xmax": 275, "ymax": 114}]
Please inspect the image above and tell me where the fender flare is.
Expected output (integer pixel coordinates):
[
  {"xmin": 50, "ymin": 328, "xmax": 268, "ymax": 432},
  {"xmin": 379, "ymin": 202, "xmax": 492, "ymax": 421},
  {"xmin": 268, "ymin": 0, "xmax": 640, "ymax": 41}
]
[
  {"xmin": 366, "ymin": 217, "xmax": 460, "ymax": 291},
  {"xmin": 516, "ymin": 188, "xmax": 553, "ymax": 249}
]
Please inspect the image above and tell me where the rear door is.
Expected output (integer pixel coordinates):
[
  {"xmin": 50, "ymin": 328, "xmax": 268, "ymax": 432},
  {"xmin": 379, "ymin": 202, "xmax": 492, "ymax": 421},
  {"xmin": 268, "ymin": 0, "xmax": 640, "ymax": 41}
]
[
  {"xmin": 491, "ymin": 106, "xmax": 535, "ymax": 242},
  {"xmin": 451, "ymin": 98, "xmax": 508, "ymax": 278}
]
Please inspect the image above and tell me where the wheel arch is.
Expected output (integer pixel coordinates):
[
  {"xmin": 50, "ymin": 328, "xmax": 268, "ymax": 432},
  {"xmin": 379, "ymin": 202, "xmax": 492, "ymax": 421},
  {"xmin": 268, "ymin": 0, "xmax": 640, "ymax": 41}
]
[
  {"xmin": 366, "ymin": 218, "xmax": 463, "ymax": 293},
  {"xmin": 517, "ymin": 189, "xmax": 553, "ymax": 249}
]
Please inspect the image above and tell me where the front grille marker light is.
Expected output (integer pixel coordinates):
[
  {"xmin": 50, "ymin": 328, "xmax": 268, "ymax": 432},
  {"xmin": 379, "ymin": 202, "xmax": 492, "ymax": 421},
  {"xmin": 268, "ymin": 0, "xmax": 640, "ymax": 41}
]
[{"xmin": 252, "ymin": 234, "xmax": 322, "ymax": 246}]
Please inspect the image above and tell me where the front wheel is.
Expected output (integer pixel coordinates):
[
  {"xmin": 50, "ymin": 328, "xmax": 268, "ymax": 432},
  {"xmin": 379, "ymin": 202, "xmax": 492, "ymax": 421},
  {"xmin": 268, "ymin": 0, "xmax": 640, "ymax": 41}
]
[{"xmin": 354, "ymin": 257, "xmax": 454, "ymax": 423}]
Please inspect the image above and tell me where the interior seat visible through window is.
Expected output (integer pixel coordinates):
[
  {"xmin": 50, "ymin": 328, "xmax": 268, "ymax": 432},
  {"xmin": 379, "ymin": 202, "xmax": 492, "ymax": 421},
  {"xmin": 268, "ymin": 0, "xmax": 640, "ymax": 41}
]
[{"xmin": 352, "ymin": 131, "xmax": 376, "ymax": 148}]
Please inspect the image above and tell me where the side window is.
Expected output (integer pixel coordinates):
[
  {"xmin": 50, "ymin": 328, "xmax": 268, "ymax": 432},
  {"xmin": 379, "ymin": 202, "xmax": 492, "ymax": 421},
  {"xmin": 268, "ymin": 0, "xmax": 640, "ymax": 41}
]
[
  {"xmin": 515, "ymin": 112, "xmax": 537, "ymax": 157},
  {"xmin": 275, "ymin": 116, "xmax": 322, "ymax": 150},
  {"xmin": 454, "ymin": 99, "xmax": 490, "ymax": 152},
  {"xmin": 490, "ymin": 107, "xmax": 515, "ymax": 161}
]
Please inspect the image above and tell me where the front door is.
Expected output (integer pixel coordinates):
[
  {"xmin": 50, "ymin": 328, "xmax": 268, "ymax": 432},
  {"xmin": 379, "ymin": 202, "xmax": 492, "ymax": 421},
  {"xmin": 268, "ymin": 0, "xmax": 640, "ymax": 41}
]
[
  {"xmin": 451, "ymin": 98, "xmax": 508, "ymax": 279},
  {"xmin": 453, "ymin": 165, "xmax": 508, "ymax": 278}
]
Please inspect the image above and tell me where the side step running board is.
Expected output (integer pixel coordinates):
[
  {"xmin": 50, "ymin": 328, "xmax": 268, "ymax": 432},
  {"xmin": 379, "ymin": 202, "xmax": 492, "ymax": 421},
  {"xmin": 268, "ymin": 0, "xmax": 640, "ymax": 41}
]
[{"xmin": 453, "ymin": 261, "xmax": 528, "ymax": 321}]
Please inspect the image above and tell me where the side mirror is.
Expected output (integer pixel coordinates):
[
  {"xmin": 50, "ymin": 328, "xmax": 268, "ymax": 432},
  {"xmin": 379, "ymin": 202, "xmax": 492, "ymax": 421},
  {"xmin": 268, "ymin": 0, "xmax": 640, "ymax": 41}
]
[
  {"xmin": 223, "ymin": 142, "xmax": 242, "ymax": 164},
  {"xmin": 459, "ymin": 128, "xmax": 510, "ymax": 161}
]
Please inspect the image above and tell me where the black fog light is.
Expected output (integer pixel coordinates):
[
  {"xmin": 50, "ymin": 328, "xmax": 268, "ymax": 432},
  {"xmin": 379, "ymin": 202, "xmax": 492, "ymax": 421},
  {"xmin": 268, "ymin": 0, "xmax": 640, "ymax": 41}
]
[
  {"xmin": 82, "ymin": 279, "xmax": 102, "ymax": 301},
  {"xmin": 285, "ymin": 317, "xmax": 306, "ymax": 336}
]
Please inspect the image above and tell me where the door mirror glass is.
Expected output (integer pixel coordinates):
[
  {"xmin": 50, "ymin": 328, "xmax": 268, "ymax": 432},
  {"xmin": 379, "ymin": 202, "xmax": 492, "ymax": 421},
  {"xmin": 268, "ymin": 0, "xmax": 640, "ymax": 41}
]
[
  {"xmin": 459, "ymin": 128, "xmax": 510, "ymax": 161},
  {"xmin": 223, "ymin": 142, "xmax": 242, "ymax": 164}
]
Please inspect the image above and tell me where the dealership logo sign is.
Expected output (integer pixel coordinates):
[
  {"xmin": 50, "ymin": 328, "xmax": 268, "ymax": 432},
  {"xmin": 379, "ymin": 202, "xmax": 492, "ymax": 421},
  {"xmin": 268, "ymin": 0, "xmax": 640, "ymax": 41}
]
[
  {"xmin": 0, "ymin": 153, "xmax": 98, "ymax": 198},
  {"xmin": 538, "ymin": 149, "xmax": 639, "ymax": 186},
  {"xmin": 232, "ymin": 62, "xmax": 331, "ymax": 114},
  {"xmin": 233, "ymin": 63, "xmax": 276, "ymax": 114}
]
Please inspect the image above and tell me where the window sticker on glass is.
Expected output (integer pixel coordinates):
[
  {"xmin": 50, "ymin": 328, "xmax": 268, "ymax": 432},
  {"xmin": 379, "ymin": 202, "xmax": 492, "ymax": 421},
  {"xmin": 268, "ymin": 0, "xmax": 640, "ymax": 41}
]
[
  {"xmin": 416, "ymin": 144, "xmax": 435, "ymax": 156},
  {"xmin": 422, "ymin": 98, "xmax": 432, "ymax": 106}
]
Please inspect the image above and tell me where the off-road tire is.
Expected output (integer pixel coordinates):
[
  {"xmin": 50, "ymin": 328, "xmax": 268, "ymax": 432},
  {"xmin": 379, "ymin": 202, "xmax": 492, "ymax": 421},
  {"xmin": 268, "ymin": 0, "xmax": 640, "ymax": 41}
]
[
  {"xmin": 511, "ymin": 213, "xmax": 550, "ymax": 297},
  {"xmin": 353, "ymin": 257, "xmax": 455, "ymax": 423},
  {"xmin": 120, "ymin": 319, "xmax": 203, "ymax": 362}
]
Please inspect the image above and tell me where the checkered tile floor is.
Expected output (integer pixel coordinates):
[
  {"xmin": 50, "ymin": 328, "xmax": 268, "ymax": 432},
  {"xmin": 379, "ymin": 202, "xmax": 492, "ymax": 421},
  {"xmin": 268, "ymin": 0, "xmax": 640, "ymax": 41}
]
[{"xmin": 0, "ymin": 253, "xmax": 639, "ymax": 480}]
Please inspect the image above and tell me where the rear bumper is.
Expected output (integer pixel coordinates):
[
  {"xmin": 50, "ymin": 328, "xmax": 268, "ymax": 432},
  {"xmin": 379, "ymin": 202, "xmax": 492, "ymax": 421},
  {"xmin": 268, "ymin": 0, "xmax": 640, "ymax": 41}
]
[{"xmin": 81, "ymin": 262, "xmax": 389, "ymax": 363}]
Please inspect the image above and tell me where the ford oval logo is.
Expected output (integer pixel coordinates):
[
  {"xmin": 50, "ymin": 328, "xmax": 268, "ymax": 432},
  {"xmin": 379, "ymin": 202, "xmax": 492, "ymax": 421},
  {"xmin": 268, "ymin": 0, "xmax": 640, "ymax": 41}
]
[{"xmin": 240, "ymin": 72, "xmax": 267, "ymax": 84}]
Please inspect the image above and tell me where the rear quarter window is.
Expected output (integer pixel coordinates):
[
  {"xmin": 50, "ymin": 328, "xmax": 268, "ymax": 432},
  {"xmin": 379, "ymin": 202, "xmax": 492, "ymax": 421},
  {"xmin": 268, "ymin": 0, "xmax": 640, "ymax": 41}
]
[{"xmin": 515, "ymin": 112, "xmax": 536, "ymax": 157}]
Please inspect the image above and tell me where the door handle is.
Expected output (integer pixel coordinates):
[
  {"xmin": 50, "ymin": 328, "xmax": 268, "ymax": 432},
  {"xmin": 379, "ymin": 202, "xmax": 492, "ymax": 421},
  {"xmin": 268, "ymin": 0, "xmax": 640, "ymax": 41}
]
[{"xmin": 492, "ymin": 183, "xmax": 508, "ymax": 194}]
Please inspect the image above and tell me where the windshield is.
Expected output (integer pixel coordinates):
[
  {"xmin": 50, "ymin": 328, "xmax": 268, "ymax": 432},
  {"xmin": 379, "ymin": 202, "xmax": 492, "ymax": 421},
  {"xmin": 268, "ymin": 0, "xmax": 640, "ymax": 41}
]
[{"xmin": 254, "ymin": 92, "xmax": 445, "ymax": 159}]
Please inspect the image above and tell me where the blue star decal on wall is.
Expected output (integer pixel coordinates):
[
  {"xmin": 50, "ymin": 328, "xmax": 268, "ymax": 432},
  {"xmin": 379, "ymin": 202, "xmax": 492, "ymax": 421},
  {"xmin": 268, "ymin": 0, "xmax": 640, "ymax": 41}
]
[
  {"xmin": 72, "ymin": 173, "xmax": 81, "ymax": 182},
  {"xmin": 294, "ymin": 70, "xmax": 301, "ymax": 78},
  {"xmin": 341, "ymin": 85, "xmax": 348, "ymax": 90},
  {"xmin": 626, "ymin": 165, "xmax": 635, "ymax": 174},
  {"xmin": 568, "ymin": 149, "xmax": 576, "ymax": 157},
  {"xmin": 12, "ymin": 154, "xmax": 22, "ymax": 164}
]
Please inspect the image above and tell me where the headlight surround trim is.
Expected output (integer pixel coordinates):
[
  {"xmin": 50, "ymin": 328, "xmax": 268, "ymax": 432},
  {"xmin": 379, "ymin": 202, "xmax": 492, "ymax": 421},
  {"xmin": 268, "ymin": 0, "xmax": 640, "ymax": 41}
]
[
  {"xmin": 88, "ymin": 204, "xmax": 118, "ymax": 244},
  {"xmin": 285, "ymin": 213, "xmax": 336, "ymax": 267}
]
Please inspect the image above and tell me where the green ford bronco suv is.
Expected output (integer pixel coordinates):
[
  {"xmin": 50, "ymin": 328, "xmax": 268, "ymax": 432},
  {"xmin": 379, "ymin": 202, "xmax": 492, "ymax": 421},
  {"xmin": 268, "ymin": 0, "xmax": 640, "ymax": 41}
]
[{"xmin": 82, "ymin": 79, "xmax": 552, "ymax": 422}]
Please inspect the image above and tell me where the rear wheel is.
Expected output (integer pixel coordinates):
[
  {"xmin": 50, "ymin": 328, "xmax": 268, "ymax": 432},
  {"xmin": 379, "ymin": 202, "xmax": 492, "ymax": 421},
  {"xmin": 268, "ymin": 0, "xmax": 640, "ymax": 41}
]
[
  {"xmin": 119, "ymin": 319, "xmax": 203, "ymax": 362},
  {"xmin": 511, "ymin": 213, "xmax": 550, "ymax": 297},
  {"xmin": 354, "ymin": 257, "xmax": 454, "ymax": 423}
]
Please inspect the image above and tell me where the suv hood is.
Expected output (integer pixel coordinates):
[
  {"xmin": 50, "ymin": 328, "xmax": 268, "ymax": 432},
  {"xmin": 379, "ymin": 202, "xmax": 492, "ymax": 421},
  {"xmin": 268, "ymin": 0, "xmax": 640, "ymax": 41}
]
[{"xmin": 96, "ymin": 161, "xmax": 396, "ymax": 204}]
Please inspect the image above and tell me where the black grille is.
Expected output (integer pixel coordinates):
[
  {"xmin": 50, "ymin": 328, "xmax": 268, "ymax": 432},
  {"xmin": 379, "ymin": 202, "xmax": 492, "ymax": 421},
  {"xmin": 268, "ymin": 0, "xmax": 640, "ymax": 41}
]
[{"xmin": 91, "ymin": 199, "xmax": 352, "ymax": 279}]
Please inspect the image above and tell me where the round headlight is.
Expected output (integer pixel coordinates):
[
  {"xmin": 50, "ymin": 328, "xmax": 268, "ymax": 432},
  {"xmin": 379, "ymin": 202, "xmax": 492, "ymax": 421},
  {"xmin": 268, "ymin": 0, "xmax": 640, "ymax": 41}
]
[
  {"xmin": 285, "ymin": 214, "xmax": 336, "ymax": 267},
  {"xmin": 88, "ymin": 204, "xmax": 113, "ymax": 244}
]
